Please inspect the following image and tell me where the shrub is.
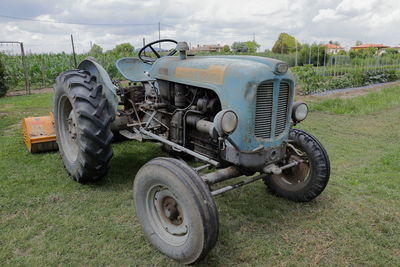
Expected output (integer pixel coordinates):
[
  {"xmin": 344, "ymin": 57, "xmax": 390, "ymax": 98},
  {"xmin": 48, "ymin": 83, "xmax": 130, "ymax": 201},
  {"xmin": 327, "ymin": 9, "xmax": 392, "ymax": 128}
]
[
  {"xmin": 292, "ymin": 65, "xmax": 324, "ymax": 94},
  {"xmin": 362, "ymin": 69, "xmax": 400, "ymax": 85}
]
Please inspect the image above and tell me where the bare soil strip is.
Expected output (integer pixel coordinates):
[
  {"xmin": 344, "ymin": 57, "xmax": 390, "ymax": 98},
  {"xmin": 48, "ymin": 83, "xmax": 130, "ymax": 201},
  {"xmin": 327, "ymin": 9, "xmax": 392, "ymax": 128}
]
[{"xmin": 299, "ymin": 80, "xmax": 400, "ymax": 101}]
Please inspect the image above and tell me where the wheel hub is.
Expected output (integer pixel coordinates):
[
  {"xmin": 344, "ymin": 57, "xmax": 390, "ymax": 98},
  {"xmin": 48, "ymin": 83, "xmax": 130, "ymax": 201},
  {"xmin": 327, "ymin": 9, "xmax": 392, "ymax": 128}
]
[
  {"xmin": 67, "ymin": 111, "xmax": 77, "ymax": 141},
  {"xmin": 280, "ymin": 155, "xmax": 310, "ymax": 184},
  {"xmin": 153, "ymin": 188, "xmax": 187, "ymax": 236},
  {"xmin": 162, "ymin": 197, "xmax": 183, "ymax": 225},
  {"xmin": 59, "ymin": 96, "xmax": 79, "ymax": 162},
  {"xmin": 272, "ymin": 150, "xmax": 311, "ymax": 189}
]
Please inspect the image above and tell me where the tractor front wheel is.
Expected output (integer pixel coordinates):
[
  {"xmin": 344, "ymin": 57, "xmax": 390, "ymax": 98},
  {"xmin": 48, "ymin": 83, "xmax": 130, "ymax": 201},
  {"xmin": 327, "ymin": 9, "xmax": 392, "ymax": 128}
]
[
  {"xmin": 133, "ymin": 157, "xmax": 219, "ymax": 264},
  {"xmin": 53, "ymin": 70, "xmax": 114, "ymax": 183},
  {"xmin": 264, "ymin": 129, "xmax": 330, "ymax": 202}
]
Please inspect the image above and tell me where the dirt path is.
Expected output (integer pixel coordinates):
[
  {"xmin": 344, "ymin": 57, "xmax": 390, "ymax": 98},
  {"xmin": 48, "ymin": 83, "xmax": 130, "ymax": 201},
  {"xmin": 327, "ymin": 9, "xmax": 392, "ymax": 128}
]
[
  {"xmin": 6, "ymin": 87, "xmax": 53, "ymax": 97},
  {"xmin": 298, "ymin": 80, "xmax": 400, "ymax": 101}
]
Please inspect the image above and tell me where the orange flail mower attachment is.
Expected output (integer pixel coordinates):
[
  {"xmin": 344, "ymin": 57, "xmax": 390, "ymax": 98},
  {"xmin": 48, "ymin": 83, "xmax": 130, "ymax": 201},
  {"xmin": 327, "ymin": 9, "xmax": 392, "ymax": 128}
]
[{"xmin": 22, "ymin": 112, "xmax": 58, "ymax": 153}]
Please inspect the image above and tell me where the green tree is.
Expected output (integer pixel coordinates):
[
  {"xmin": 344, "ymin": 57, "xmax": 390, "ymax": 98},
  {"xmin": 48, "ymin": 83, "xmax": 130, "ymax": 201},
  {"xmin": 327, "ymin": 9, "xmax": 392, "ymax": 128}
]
[
  {"xmin": 90, "ymin": 44, "xmax": 103, "ymax": 55},
  {"xmin": 112, "ymin": 43, "xmax": 134, "ymax": 56},
  {"xmin": 355, "ymin": 40, "xmax": 363, "ymax": 46},
  {"xmin": 299, "ymin": 44, "xmax": 328, "ymax": 66},
  {"xmin": 222, "ymin": 44, "xmax": 230, "ymax": 52},
  {"xmin": 231, "ymin": 42, "xmax": 248, "ymax": 53},
  {"xmin": 245, "ymin": 41, "xmax": 260, "ymax": 53},
  {"xmin": 349, "ymin": 47, "xmax": 377, "ymax": 59},
  {"xmin": 0, "ymin": 54, "xmax": 8, "ymax": 97},
  {"xmin": 272, "ymin": 33, "xmax": 300, "ymax": 54}
]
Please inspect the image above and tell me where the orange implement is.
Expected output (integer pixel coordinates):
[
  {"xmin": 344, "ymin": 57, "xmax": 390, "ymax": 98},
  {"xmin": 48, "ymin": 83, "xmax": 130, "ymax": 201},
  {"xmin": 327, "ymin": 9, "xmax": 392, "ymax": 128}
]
[{"xmin": 22, "ymin": 113, "xmax": 58, "ymax": 153}]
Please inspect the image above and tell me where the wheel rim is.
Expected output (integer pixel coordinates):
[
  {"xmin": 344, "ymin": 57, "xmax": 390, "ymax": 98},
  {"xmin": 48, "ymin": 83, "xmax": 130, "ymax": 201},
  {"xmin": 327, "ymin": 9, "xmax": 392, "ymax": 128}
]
[
  {"xmin": 272, "ymin": 147, "xmax": 311, "ymax": 190},
  {"xmin": 146, "ymin": 184, "xmax": 189, "ymax": 246},
  {"xmin": 59, "ymin": 95, "xmax": 79, "ymax": 162}
]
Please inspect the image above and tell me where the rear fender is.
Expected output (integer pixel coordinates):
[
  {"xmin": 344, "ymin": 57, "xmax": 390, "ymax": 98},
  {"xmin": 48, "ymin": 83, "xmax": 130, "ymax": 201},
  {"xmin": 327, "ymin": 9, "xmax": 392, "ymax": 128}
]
[{"xmin": 78, "ymin": 58, "xmax": 118, "ymax": 119}]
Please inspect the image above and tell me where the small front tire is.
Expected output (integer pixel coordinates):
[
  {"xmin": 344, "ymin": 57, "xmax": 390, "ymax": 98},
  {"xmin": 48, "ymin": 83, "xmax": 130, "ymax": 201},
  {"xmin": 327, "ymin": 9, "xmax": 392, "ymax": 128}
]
[
  {"xmin": 264, "ymin": 129, "xmax": 330, "ymax": 202},
  {"xmin": 133, "ymin": 157, "xmax": 219, "ymax": 264}
]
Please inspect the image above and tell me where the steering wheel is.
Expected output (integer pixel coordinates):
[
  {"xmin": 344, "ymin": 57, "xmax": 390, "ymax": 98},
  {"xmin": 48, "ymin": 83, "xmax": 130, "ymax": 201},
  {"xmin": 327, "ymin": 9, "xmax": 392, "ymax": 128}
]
[{"xmin": 138, "ymin": 39, "xmax": 178, "ymax": 63}]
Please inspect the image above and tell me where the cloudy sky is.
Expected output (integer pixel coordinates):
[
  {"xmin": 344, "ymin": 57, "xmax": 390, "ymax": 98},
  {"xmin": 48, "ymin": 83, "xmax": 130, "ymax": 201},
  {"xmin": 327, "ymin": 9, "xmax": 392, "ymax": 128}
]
[{"xmin": 0, "ymin": 0, "xmax": 399, "ymax": 54}]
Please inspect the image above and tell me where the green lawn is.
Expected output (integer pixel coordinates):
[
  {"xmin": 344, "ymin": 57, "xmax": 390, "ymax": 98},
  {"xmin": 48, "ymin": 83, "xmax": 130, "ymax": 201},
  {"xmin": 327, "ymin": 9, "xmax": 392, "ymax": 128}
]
[{"xmin": 1, "ymin": 88, "xmax": 399, "ymax": 266}]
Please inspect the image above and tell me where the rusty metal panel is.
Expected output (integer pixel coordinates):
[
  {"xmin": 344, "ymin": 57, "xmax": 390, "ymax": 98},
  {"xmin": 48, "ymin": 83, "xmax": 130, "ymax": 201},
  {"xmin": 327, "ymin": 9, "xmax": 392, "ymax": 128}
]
[{"xmin": 175, "ymin": 66, "xmax": 226, "ymax": 85}]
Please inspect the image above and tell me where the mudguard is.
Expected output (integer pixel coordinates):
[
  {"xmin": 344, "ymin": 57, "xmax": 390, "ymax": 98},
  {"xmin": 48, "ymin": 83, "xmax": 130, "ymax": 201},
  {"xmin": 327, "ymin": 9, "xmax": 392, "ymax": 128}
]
[{"xmin": 78, "ymin": 58, "xmax": 118, "ymax": 118}]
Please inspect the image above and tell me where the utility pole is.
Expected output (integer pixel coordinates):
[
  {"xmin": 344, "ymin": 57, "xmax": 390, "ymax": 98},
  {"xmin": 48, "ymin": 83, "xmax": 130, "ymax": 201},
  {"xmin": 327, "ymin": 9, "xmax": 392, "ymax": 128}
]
[
  {"xmin": 19, "ymin": 42, "xmax": 30, "ymax": 94},
  {"xmin": 253, "ymin": 33, "xmax": 256, "ymax": 52},
  {"xmin": 158, "ymin": 22, "xmax": 161, "ymax": 50},
  {"xmin": 70, "ymin": 34, "xmax": 77, "ymax": 68},
  {"xmin": 323, "ymin": 47, "xmax": 327, "ymax": 76}
]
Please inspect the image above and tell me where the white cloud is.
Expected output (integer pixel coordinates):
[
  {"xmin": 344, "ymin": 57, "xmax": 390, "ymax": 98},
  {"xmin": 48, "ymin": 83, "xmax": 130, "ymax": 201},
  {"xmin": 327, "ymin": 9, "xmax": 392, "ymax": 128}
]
[
  {"xmin": 312, "ymin": 8, "xmax": 343, "ymax": 22},
  {"xmin": 337, "ymin": 0, "xmax": 377, "ymax": 13},
  {"xmin": 0, "ymin": 0, "xmax": 399, "ymax": 53}
]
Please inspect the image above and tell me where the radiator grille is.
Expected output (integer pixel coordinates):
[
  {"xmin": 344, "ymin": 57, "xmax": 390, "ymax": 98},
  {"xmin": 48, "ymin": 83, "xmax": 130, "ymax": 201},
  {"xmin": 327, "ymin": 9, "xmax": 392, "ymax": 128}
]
[
  {"xmin": 254, "ymin": 81, "xmax": 290, "ymax": 139},
  {"xmin": 254, "ymin": 81, "xmax": 274, "ymax": 139},
  {"xmin": 275, "ymin": 82, "xmax": 290, "ymax": 137}
]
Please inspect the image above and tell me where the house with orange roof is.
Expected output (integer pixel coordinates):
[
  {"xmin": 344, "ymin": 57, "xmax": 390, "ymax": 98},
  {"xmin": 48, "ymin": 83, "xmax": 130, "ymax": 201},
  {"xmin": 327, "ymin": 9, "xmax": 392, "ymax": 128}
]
[
  {"xmin": 351, "ymin": 44, "xmax": 389, "ymax": 55},
  {"xmin": 324, "ymin": 43, "xmax": 344, "ymax": 54},
  {"xmin": 189, "ymin": 44, "xmax": 223, "ymax": 53}
]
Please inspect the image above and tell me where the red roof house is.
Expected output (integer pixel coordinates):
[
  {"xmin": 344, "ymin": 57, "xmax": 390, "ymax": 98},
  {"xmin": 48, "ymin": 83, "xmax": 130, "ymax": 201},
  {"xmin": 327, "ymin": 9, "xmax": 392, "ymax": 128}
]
[
  {"xmin": 351, "ymin": 44, "xmax": 389, "ymax": 50},
  {"xmin": 324, "ymin": 43, "xmax": 344, "ymax": 54}
]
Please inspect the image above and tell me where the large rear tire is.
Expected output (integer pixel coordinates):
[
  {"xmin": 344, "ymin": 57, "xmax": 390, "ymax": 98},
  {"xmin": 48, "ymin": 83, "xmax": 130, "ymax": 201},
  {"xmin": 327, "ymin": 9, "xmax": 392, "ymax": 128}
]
[
  {"xmin": 53, "ymin": 69, "xmax": 114, "ymax": 183},
  {"xmin": 133, "ymin": 157, "xmax": 219, "ymax": 264},
  {"xmin": 264, "ymin": 129, "xmax": 330, "ymax": 202}
]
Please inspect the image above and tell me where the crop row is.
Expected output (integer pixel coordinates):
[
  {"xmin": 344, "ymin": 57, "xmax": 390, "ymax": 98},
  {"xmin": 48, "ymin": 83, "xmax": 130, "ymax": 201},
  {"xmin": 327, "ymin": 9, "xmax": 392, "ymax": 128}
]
[{"xmin": 1, "ymin": 52, "xmax": 400, "ymax": 94}]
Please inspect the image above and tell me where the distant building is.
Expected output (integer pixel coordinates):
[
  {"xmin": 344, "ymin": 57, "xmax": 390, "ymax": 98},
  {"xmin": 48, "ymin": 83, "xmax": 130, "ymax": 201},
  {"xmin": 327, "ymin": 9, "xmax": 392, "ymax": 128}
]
[
  {"xmin": 351, "ymin": 44, "xmax": 389, "ymax": 55},
  {"xmin": 189, "ymin": 44, "xmax": 223, "ymax": 53},
  {"xmin": 324, "ymin": 43, "xmax": 344, "ymax": 54}
]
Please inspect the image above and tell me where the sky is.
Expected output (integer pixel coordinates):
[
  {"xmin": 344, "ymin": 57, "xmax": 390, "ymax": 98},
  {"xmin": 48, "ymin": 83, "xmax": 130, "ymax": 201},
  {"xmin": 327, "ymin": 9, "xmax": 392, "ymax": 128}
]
[{"xmin": 0, "ymin": 0, "xmax": 399, "ymax": 54}]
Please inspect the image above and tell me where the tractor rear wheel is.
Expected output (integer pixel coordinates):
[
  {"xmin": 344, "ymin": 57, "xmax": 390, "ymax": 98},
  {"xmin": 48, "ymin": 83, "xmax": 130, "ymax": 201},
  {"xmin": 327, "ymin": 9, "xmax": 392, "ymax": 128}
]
[
  {"xmin": 264, "ymin": 129, "xmax": 330, "ymax": 202},
  {"xmin": 53, "ymin": 69, "xmax": 114, "ymax": 183},
  {"xmin": 133, "ymin": 157, "xmax": 219, "ymax": 264}
]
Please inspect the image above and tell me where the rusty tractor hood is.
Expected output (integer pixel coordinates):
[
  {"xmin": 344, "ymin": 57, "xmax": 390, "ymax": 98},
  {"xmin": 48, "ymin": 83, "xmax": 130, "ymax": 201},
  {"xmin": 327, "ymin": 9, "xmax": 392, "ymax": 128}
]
[
  {"xmin": 150, "ymin": 55, "xmax": 291, "ymax": 87},
  {"xmin": 150, "ymin": 55, "xmax": 295, "ymax": 152}
]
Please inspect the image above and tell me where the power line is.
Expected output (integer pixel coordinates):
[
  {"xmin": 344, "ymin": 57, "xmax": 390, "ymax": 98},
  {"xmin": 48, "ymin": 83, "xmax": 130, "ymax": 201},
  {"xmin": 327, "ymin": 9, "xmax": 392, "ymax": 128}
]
[
  {"xmin": 161, "ymin": 23, "xmax": 250, "ymax": 38},
  {"xmin": 0, "ymin": 13, "xmax": 255, "ymax": 40},
  {"xmin": 0, "ymin": 13, "xmax": 157, "ymax": 26}
]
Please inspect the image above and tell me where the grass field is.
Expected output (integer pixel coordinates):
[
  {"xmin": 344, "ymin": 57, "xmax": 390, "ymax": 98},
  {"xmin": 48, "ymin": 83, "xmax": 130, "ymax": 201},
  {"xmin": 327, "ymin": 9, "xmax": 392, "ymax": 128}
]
[{"xmin": 1, "ymin": 86, "xmax": 399, "ymax": 266}]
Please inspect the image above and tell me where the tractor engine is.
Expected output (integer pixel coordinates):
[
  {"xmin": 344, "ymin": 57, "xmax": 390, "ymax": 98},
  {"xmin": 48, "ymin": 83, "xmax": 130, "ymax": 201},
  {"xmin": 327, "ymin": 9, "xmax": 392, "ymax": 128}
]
[{"xmin": 119, "ymin": 80, "xmax": 222, "ymax": 161}]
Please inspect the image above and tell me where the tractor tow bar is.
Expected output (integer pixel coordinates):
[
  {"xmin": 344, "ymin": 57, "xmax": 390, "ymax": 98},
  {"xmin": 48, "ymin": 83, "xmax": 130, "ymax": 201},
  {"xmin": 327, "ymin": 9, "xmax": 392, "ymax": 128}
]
[
  {"xmin": 211, "ymin": 173, "xmax": 267, "ymax": 196},
  {"xmin": 139, "ymin": 128, "xmax": 220, "ymax": 167}
]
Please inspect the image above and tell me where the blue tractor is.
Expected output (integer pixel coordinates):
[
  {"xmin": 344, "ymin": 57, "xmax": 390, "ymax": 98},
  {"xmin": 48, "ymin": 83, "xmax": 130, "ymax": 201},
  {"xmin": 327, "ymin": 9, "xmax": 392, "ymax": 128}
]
[{"xmin": 53, "ymin": 39, "xmax": 330, "ymax": 264}]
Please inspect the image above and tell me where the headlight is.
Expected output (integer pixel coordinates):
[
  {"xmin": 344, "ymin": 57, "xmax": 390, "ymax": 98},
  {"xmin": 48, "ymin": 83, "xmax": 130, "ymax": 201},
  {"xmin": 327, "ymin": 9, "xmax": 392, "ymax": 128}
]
[
  {"xmin": 275, "ymin": 62, "xmax": 288, "ymax": 74},
  {"xmin": 292, "ymin": 102, "xmax": 308, "ymax": 122},
  {"xmin": 213, "ymin": 109, "xmax": 238, "ymax": 136}
]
